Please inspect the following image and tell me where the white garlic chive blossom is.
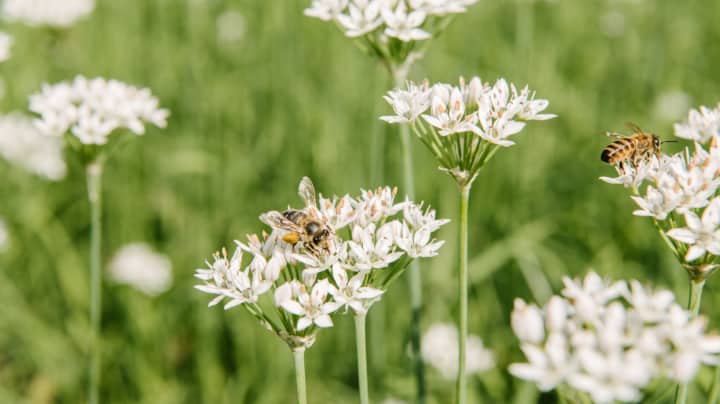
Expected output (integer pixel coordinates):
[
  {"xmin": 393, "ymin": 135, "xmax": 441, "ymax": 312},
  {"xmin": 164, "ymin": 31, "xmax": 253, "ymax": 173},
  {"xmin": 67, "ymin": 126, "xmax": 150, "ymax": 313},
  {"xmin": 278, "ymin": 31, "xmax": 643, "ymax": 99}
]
[
  {"xmin": 194, "ymin": 178, "xmax": 447, "ymax": 349},
  {"xmin": 421, "ymin": 322, "xmax": 495, "ymax": 380},
  {"xmin": 0, "ymin": 113, "xmax": 67, "ymax": 181},
  {"xmin": 304, "ymin": 0, "xmax": 476, "ymax": 71},
  {"xmin": 674, "ymin": 102, "xmax": 720, "ymax": 144},
  {"xmin": 600, "ymin": 103, "xmax": 720, "ymax": 269},
  {"xmin": 382, "ymin": 77, "xmax": 555, "ymax": 186},
  {"xmin": 29, "ymin": 76, "xmax": 169, "ymax": 146},
  {"xmin": 2, "ymin": 0, "xmax": 95, "ymax": 28},
  {"xmin": 0, "ymin": 33, "xmax": 12, "ymax": 63},
  {"xmin": 108, "ymin": 243, "xmax": 172, "ymax": 296},
  {"xmin": 509, "ymin": 272, "xmax": 720, "ymax": 404}
]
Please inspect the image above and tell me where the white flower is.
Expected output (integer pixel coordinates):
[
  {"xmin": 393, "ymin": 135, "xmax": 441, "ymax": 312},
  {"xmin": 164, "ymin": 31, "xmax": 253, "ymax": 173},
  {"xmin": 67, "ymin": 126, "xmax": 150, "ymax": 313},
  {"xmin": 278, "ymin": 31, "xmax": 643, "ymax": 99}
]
[
  {"xmin": 194, "ymin": 247, "xmax": 272, "ymax": 308},
  {"xmin": 653, "ymin": 90, "xmax": 691, "ymax": 123},
  {"xmin": 403, "ymin": 202, "xmax": 450, "ymax": 232},
  {"xmin": 109, "ymin": 243, "xmax": 172, "ymax": 296},
  {"xmin": 304, "ymin": 0, "xmax": 349, "ymax": 21},
  {"xmin": 276, "ymin": 279, "xmax": 340, "ymax": 331},
  {"xmin": 2, "ymin": 0, "xmax": 95, "ymax": 27},
  {"xmin": 382, "ymin": 1, "xmax": 431, "ymax": 42},
  {"xmin": 667, "ymin": 197, "xmax": 720, "ymax": 261},
  {"xmin": 318, "ymin": 193, "xmax": 358, "ymax": 230},
  {"xmin": 510, "ymin": 272, "xmax": 720, "ymax": 402},
  {"xmin": 337, "ymin": 0, "xmax": 384, "ymax": 37},
  {"xmin": 347, "ymin": 223, "xmax": 404, "ymax": 270},
  {"xmin": 422, "ymin": 85, "xmax": 478, "ymax": 136},
  {"xmin": 0, "ymin": 33, "xmax": 12, "ymax": 63},
  {"xmin": 599, "ymin": 153, "xmax": 659, "ymax": 189},
  {"xmin": 355, "ymin": 185, "xmax": 406, "ymax": 225},
  {"xmin": 395, "ymin": 221, "xmax": 445, "ymax": 258},
  {"xmin": 380, "ymin": 81, "xmax": 431, "ymax": 124},
  {"xmin": 0, "ymin": 218, "xmax": 8, "ymax": 253},
  {"xmin": 0, "ymin": 113, "xmax": 66, "ymax": 181},
  {"xmin": 408, "ymin": 0, "xmax": 477, "ymax": 15},
  {"xmin": 674, "ymin": 103, "xmax": 720, "ymax": 144},
  {"xmin": 329, "ymin": 265, "xmax": 383, "ymax": 314},
  {"xmin": 29, "ymin": 76, "xmax": 169, "ymax": 145},
  {"xmin": 511, "ymin": 298, "xmax": 545, "ymax": 344},
  {"xmin": 421, "ymin": 323, "xmax": 494, "ymax": 380},
  {"xmin": 216, "ymin": 10, "xmax": 246, "ymax": 43}
]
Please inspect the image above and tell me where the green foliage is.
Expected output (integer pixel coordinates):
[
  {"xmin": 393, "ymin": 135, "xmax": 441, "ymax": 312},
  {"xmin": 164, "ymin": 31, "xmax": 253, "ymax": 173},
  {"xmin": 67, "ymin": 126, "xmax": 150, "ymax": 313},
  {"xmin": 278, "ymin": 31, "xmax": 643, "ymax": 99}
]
[{"xmin": 0, "ymin": 0, "xmax": 719, "ymax": 402}]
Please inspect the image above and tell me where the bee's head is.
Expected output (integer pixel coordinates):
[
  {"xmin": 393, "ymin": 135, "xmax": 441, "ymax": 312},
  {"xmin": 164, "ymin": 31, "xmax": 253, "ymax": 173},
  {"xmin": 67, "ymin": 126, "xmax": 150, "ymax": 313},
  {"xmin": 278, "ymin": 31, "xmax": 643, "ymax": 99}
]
[{"xmin": 652, "ymin": 135, "xmax": 661, "ymax": 149}]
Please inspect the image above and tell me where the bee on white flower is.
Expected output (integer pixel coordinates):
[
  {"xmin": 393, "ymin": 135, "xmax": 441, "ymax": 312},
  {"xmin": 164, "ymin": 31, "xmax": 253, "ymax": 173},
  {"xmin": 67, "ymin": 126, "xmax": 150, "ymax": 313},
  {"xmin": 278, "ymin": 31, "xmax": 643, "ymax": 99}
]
[{"xmin": 509, "ymin": 272, "xmax": 720, "ymax": 403}]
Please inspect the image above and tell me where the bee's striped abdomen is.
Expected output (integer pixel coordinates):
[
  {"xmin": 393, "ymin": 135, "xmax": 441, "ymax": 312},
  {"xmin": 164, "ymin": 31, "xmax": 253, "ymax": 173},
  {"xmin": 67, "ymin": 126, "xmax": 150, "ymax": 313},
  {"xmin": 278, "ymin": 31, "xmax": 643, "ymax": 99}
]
[{"xmin": 601, "ymin": 138, "xmax": 634, "ymax": 164}]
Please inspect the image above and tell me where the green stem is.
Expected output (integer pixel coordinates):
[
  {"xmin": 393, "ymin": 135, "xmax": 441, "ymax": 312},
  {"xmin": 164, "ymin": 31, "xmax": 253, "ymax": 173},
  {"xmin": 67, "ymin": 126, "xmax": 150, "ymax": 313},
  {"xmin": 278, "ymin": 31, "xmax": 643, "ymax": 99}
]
[
  {"xmin": 293, "ymin": 349, "xmax": 308, "ymax": 404},
  {"xmin": 674, "ymin": 278, "xmax": 706, "ymax": 404},
  {"xmin": 709, "ymin": 364, "xmax": 720, "ymax": 404},
  {"xmin": 394, "ymin": 68, "xmax": 427, "ymax": 404},
  {"xmin": 86, "ymin": 160, "xmax": 104, "ymax": 404},
  {"xmin": 355, "ymin": 313, "xmax": 370, "ymax": 404},
  {"xmin": 456, "ymin": 185, "xmax": 470, "ymax": 404}
]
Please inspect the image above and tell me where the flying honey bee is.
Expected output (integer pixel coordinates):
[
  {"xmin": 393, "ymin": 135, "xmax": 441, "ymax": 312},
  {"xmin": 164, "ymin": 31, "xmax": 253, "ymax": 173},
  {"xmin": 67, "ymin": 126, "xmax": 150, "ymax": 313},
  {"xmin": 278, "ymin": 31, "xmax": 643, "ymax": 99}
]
[
  {"xmin": 261, "ymin": 177, "xmax": 334, "ymax": 256},
  {"xmin": 600, "ymin": 124, "xmax": 669, "ymax": 168}
]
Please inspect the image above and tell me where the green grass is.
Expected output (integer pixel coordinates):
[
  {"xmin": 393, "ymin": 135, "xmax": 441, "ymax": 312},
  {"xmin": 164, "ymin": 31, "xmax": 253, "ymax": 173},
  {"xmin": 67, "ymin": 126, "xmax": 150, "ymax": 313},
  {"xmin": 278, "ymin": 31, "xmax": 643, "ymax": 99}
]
[{"xmin": 1, "ymin": 0, "xmax": 720, "ymax": 402}]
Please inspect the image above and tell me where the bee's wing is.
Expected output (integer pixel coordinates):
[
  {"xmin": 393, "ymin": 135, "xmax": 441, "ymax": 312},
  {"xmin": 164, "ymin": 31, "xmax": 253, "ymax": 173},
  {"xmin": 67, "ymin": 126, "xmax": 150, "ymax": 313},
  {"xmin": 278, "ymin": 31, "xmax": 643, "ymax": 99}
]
[
  {"xmin": 298, "ymin": 177, "xmax": 317, "ymax": 208},
  {"xmin": 260, "ymin": 211, "xmax": 303, "ymax": 232},
  {"xmin": 605, "ymin": 131, "xmax": 625, "ymax": 139},
  {"xmin": 625, "ymin": 122, "xmax": 643, "ymax": 134}
]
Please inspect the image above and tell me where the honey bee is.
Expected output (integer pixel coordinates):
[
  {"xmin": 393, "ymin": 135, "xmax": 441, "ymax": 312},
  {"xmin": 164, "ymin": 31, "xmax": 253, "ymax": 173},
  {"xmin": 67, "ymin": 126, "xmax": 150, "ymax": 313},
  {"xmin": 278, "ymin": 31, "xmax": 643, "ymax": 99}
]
[
  {"xmin": 261, "ymin": 177, "xmax": 334, "ymax": 256},
  {"xmin": 601, "ymin": 124, "xmax": 664, "ymax": 168}
]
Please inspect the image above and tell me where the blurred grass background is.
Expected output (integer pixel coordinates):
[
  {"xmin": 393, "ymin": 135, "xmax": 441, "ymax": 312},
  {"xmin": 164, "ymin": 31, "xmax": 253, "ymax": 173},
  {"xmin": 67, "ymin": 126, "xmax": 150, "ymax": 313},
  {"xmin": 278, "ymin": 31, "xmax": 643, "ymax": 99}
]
[{"xmin": 0, "ymin": 0, "xmax": 720, "ymax": 402}]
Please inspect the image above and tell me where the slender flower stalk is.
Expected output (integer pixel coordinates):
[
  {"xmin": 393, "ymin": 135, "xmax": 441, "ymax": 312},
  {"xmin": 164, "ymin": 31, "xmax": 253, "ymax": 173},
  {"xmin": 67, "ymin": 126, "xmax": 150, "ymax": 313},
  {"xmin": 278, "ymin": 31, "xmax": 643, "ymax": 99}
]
[
  {"xmin": 355, "ymin": 313, "xmax": 370, "ymax": 404},
  {"xmin": 456, "ymin": 185, "xmax": 469, "ymax": 404},
  {"xmin": 382, "ymin": 75, "xmax": 555, "ymax": 403},
  {"xmin": 28, "ymin": 76, "xmax": 168, "ymax": 404},
  {"xmin": 86, "ymin": 159, "xmax": 103, "ymax": 404},
  {"xmin": 293, "ymin": 349, "xmax": 308, "ymax": 404}
]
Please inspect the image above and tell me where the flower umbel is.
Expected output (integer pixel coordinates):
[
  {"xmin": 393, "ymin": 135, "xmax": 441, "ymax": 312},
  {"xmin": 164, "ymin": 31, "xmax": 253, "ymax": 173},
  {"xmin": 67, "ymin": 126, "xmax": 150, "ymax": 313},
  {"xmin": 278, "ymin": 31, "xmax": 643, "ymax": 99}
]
[
  {"xmin": 509, "ymin": 272, "xmax": 720, "ymax": 403},
  {"xmin": 382, "ymin": 76, "xmax": 555, "ymax": 186}
]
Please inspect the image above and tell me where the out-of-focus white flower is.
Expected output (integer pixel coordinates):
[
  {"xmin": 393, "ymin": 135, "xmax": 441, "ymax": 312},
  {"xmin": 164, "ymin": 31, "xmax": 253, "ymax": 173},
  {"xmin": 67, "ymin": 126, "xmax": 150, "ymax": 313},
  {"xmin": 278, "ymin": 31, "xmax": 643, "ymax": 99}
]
[
  {"xmin": 0, "ymin": 33, "xmax": 12, "ymax": 63},
  {"xmin": 421, "ymin": 322, "xmax": 495, "ymax": 380},
  {"xmin": 2, "ymin": 0, "xmax": 95, "ymax": 28},
  {"xmin": 304, "ymin": 0, "xmax": 349, "ymax": 21},
  {"xmin": 381, "ymin": 398, "xmax": 407, "ymax": 404},
  {"xmin": 0, "ymin": 113, "xmax": 66, "ymax": 180},
  {"xmin": 408, "ymin": 0, "xmax": 477, "ymax": 15},
  {"xmin": 337, "ymin": 0, "xmax": 384, "ymax": 37},
  {"xmin": 0, "ymin": 218, "xmax": 8, "ymax": 253},
  {"xmin": 276, "ymin": 279, "xmax": 340, "ymax": 331},
  {"xmin": 674, "ymin": 103, "xmax": 720, "ymax": 144},
  {"xmin": 509, "ymin": 272, "xmax": 720, "ymax": 403},
  {"xmin": 599, "ymin": 10, "xmax": 625, "ymax": 37},
  {"xmin": 109, "ymin": 243, "xmax": 172, "ymax": 296},
  {"xmin": 382, "ymin": 1, "xmax": 430, "ymax": 42},
  {"xmin": 29, "ymin": 76, "xmax": 169, "ymax": 145},
  {"xmin": 654, "ymin": 90, "xmax": 691, "ymax": 123},
  {"xmin": 667, "ymin": 197, "xmax": 720, "ymax": 261},
  {"xmin": 217, "ymin": 10, "xmax": 246, "ymax": 43}
]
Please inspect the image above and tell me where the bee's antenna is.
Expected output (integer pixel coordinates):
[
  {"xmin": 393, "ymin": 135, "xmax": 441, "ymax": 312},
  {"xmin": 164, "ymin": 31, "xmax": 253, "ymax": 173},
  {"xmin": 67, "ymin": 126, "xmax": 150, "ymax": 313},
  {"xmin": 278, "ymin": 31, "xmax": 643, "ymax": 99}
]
[{"xmin": 661, "ymin": 140, "xmax": 679, "ymax": 144}]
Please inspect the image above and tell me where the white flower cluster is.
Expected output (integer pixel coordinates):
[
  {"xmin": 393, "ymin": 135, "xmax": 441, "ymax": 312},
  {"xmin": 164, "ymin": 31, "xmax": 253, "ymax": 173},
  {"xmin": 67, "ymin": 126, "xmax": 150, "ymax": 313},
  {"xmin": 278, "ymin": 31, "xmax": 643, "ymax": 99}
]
[
  {"xmin": 305, "ymin": 0, "xmax": 476, "ymax": 42},
  {"xmin": 29, "ymin": 76, "xmax": 169, "ymax": 145},
  {"xmin": 0, "ymin": 113, "xmax": 66, "ymax": 181},
  {"xmin": 382, "ymin": 77, "xmax": 555, "ymax": 186},
  {"xmin": 600, "ymin": 103, "xmax": 720, "ymax": 264},
  {"xmin": 108, "ymin": 243, "xmax": 173, "ymax": 296},
  {"xmin": 2, "ymin": 0, "xmax": 95, "ymax": 28},
  {"xmin": 421, "ymin": 322, "xmax": 495, "ymax": 380},
  {"xmin": 195, "ymin": 177, "xmax": 447, "ymax": 349},
  {"xmin": 383, "ymin": 77, "xmax": 555, "ymax": 146},
  {"xmin": 509, "ymin": 272, "xmax": 720, "ymax": 404}
]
